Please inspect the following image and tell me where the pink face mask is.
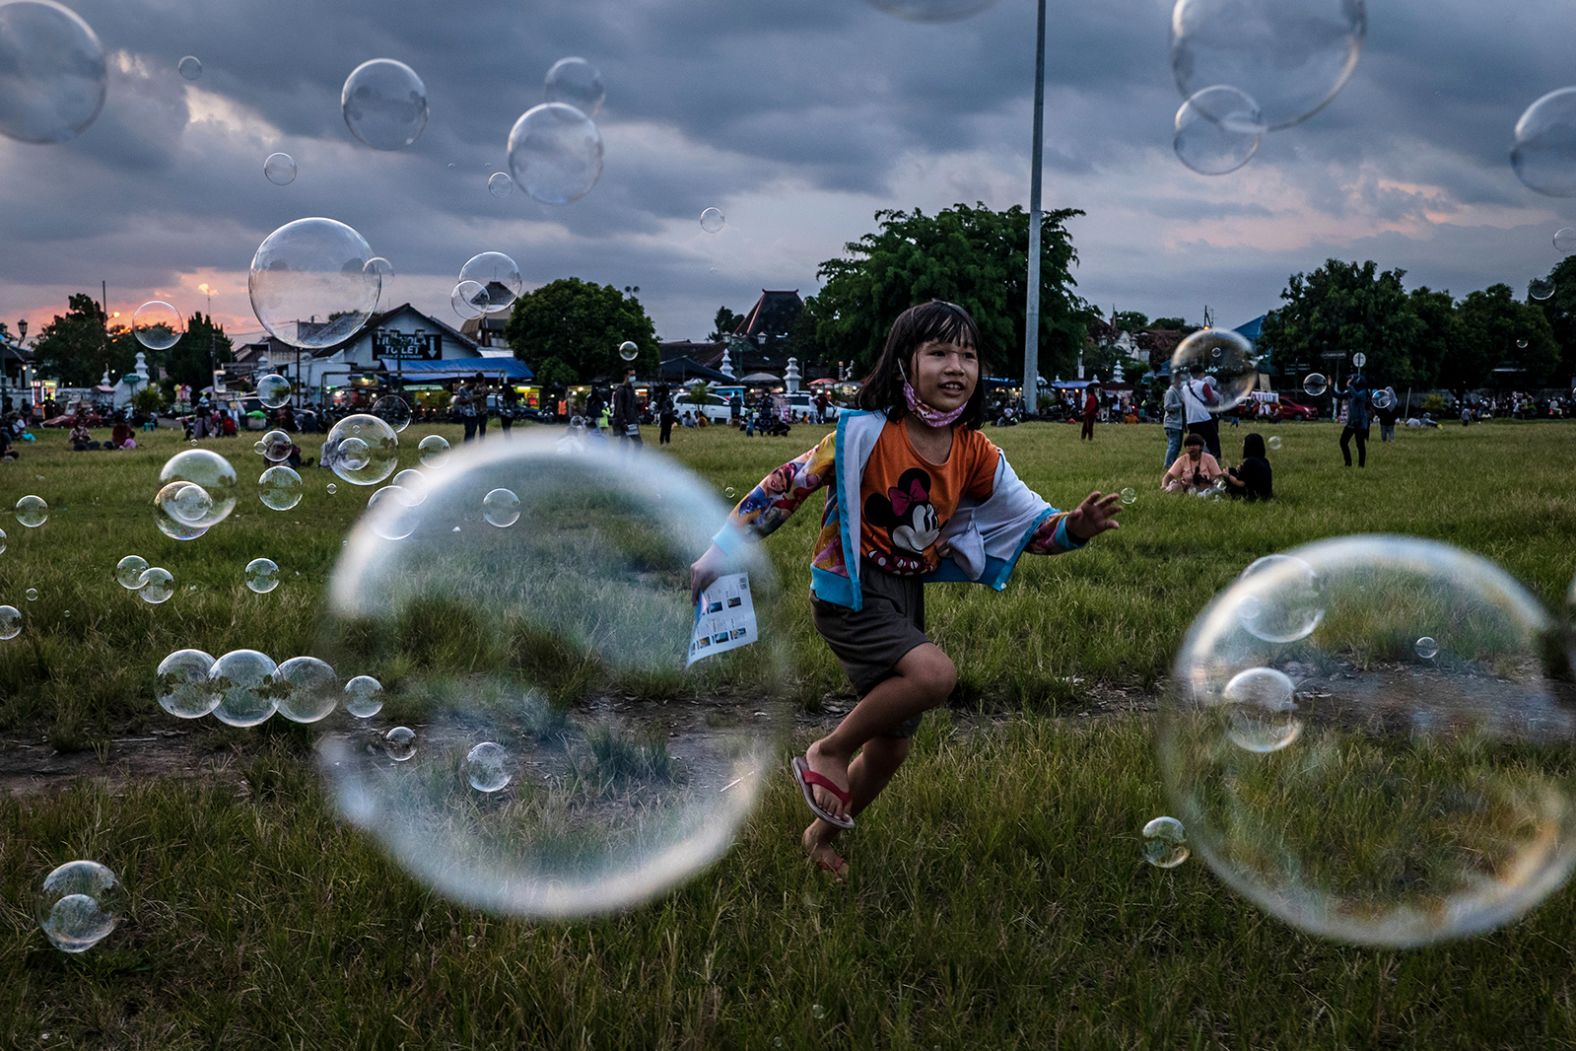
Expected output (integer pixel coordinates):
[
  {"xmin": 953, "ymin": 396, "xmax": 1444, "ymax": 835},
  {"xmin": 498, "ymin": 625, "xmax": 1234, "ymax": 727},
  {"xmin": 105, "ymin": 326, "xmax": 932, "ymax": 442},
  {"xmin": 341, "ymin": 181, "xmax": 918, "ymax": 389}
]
[{"xmin": 900, "ymin": 364, "xmax": 968, "ymax": 427}]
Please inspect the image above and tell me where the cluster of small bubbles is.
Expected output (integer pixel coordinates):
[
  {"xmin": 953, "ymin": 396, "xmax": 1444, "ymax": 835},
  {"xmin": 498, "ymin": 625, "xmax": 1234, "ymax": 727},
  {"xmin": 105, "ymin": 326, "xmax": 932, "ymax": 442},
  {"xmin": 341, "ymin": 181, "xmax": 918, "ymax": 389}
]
[
  {"xmin": 507, "ymin": 102, "xmax": 604, "ymax": 205},
  {"xmin": 1164, "ymin": 535, "xmax": 1576, "ymax": 947},
  {"xmin": 1415, "ymin": 635, "xmax": 1439, "ymax": 660},
  {"xmin": 0, "ymin": 0, "xmax": 107, "ymax": 144},
  {"xmin": 367, "ymin": 486, "xmax": 419, "ymax": 540},
  {"xmin": 699, "ymin": 207, "xmax": 725, "ymax": 233},
  {"xmin": 263, "ymin": 152, "xmax": 296, "ymax": 186},
  {"xmin": 1512, "ymin": 89, "xmax": 1576, "ymax": 198},
  {"xmin": 1170, "ymin": 329, "xmax": 1259, "ymax": 413},
  {"xmin": 258, "ymin": 466, "xmax": 303, "ymax": 510},
  {"xmin": 451, "ymin": 280, "xmax": 489, "ymax": 321},
  {"xmin": 138, "ymin": 567, "xmax": 174, "ymax": 604},
  {"xmin": 245, "ymin": 557, "xmax": 280, "ymax": 594},
  {"xmin": 256, "ymin": 374, "xmax": 292, "ymax": 409},
  {"xmin": 35, "ymin": 861, "xmax": 123, "ymax": 953},
  {"xmin": 458, "ymin": 252, "xmax": 524, "ymax": 314},
  {"xmin": 482, "ymin": 487, "xmax": 521, "ymax": 528},
  {"xmin": 1142, "ymin": 816, "xmax": 1190, "ymax": 869},
  {"xmin": 1173, "ymin": 86, "xmax": 1263, "ymax": 176},
  {"xmin": 209, "ymin": 649, "xmax": 280, "ymax": 727},
  {"xmin": 370, "ymin": 394, "xmax": 412, "ymax": 433},
  {"xmin": 344, "ymin": 676, "xmax": 384, "ymax": 718},
  {"xmin": 543, "ymin": 56, "xmax": 605, "ymax": 117},
  {"xmin": 277, "ymin": 656, "xmax": 338, "ymax": 723},
  {"xmin": 155, "ymin": 649, "xmax": 218, "ymax": 718},
  {"xmin": 16, "ymin": 495, "xmax": 48, "ymax": 527},
  {"xmin": 1556, "ymin": 228, "xmax": 1576, "ymax": 254},
  {"xmin": 1267, "ymin": 435, "xmax": 1282, "ymax": 450},
  {"xmin": 417, "ymin": 434, "xmax": 449, "ymax": 467},
  {"xmin": 0, "ymin": 605, "xmax": 20, "ymax": 640},
  {"xmin": 391, "ymin": 468, "xmax": 428, "ymax": 503},
  {"xmin": 862, "ymin": 0, "xmax": 999, "ymax": 21},
  {"xmin": 25, "ymin": 587, "xmax": 38, "ymax": 601},
  {"xmin": 487, "ymin": 171, "xmax": 513, "ymax": 198},
  {"xmin": 177, "ymin": 54, "xmax": 202, "ymax": 80},
  {"xmin": 1120, "ymin": 487, "xmax": 1138, "ymax": 506},
  {"xmin": 1170, "ymin": 0, "xmax": 1366, "ymax": 133},
  {"xmin": 115, "ymin": 555, "xmax": 148, "ymax": 590},
  {"xmin": 325, "ymin": 414, "xmax": 399, "ymax": 486},
  {"xmin": 1302, "ymin": 372, "xmax": 1329, "ymax": 398},
  {"xmin": 341, "ymin": 58, "xmax": 428, "ymax": 150},
  {"xmin": 384, "ymin": 726, "xmax": 417, "ymax": 762},
  {"xmin": 158, "ymin": 448, "xmax": 238, "ymax": 531},
  {"xmin": 249, "ymin": 218, "xmax": 381, "ymax": 349},
  {"xmin": 131, "ymin": 301, "xmax": 181, "ymax": 351},
  {"xmin": 1529, "ymin": 277, "xmax": 1557, "ymax": 302},
  {"xmin": 464, "ymin": 742, "xmax": 511, "ymax": 792}
]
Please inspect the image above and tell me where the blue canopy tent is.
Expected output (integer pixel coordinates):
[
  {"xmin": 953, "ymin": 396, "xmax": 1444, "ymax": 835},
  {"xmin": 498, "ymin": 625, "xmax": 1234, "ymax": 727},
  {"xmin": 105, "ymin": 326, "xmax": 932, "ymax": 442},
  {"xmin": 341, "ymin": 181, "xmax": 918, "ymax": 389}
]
[{"xmin": 390, "ymin": 357, "xmax": 534, "ymax": 382}]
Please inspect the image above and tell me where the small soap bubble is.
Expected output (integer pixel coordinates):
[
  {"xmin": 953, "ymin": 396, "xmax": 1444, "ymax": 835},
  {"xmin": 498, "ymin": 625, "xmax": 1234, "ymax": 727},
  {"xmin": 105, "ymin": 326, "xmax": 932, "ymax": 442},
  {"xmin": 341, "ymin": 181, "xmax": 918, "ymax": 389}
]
[
  {"xmin": 0, "ymin": 526, "xmax": 6, "ymax": 553},
  {"xmin": 488, "ymin": 171, "xmax": 514, "ymax": 198},
  {"xmin": 344, "ymin": 675, "xmax": 384, "ymax": 718},
  {"xmin": 115, "ymin": 555, "xmax": 148, "ymax": 590},
  {"xmin": 1555, "ymin": 228, "xmax": 1576, "ymax": 254},
  {"xmin": 1372, "ymin": 389, "xmax": 1396, "ymax": 411},
  {"xmin": 0, "ymin": 605, "xmax": 20, "ymax": 639},
  {"xmin": 158, "ymin": 449, "xmax": 238, "ymax": 528},
  {"xmin": 1120, "ymin": 487, "xmax": 1137, "ymax": 505},
  {"xmin": 324, "ymin": 414, "xmax": 399, "ymax": 486},
  {"xmin": 341, "ymin": 58, "xmax": 428, "ymax": 150},
  {"xmin": 277, "ymin": 656, "xmax": 338, "ymax": 723},
  {"xmin": 699, "ymin": 207, "xmax": 725, "ymax": 233},
  {"xmin": 1173, "ymin": 85, "xmax": 1263, "ymax": 176},
  {"xmin": 1302, "ymin": 372, "xmax": 1329, "ymax": 398},
  {"xmin": 137, "ymin": 568, "xmax": 174, "ymax": 604},
  {"xmin": 458, "ymin": 252, "xmax": 524, "ymax": 315},
  {"xmin": 1142, "ymin": 816, "xmax": 1189, "ymax": 869},
  {"xmin": 618, "ymin": 340, "xmax": 639, "ymax": 362},
  {"xmin": 177, "ymin": 54, "xmax": 201, "ymax": 80},
  {"xmin": 724, "ymin": 487, "xmax": 737, "ymax": 499},
  {"xmin": 15, "ymin": 494, "xmax": 48, "ymax": 527},
  {"xmin": 245, "ymin": 557, "xmax": 280, "ymax": 594},
  {"xmin": 263, "ymin": 152, "xmax": 297, "ymax": 186},
  {"xmin": 156, "ymin": 481, "xmax": 213, "ymax": 528},
  {"xmin": 327, "ymin": 483, "xmax": 338, "ymax": 495},
  {"xmin": 209, "ymin": 649, "xmax": 280, "ymax": 727},
  {"xmin": 384, "ymin": 726, "xmax": 417, "ymax": 762},
  {"xmin": 391, "ymin": 468, "xmax": 429, "ymax": 504},
  {"xmin": 371, "ymin": 394, "xmax": 412, "ymax": 433},
  {"xmin": 1415, "ymin": 636, "xmax": 1439, "ymax": 660},
  {"xmin": 482, "ymin": 488, "xmax": 521, "ymax": 528},
  {"xmin": 1529, "ymin": 277, "xmax": 1556, "ymax": 301},
  {"xmin": 155, "ymin": 649, "xmax": 217, "ymax": 718},
  {"xmin": 36, "ymin": 861, "xmax": 123, "ymax": 953},
  {"xmin": 506, "ymin": 102, "xmax": 604, "ymax": 205},
  {"xmin": 543, "ymin": 56, "xmax": 605, "ymax": 117},
  {"xmin": 259, "ymin": 465, "xmax": 303, "ymax": 511},
  {"xmin": 132, "ymin": 301, "xmax": 181, "ymax": 350},
  {"xmin": 25, "ymin": 587, "xmax": 38, "ymax": 602},
  {"xmin": 1220, "ymin": 667, "xmax": 1300, "ymax": 753},
  {"xmin": 417, "ymin": 434, "xmax": 449, "ymax": 467},
  {"xmin": 1236, "ymin": 554, "xmax": 1325, "ymax": 643},
  {"xmin": 256, "ymin": 374, "xmax": 292, "ymax": 409},
  {"xmin": 367, "ymin": 486, "xmax": 419, "ymax": 541},
  {"xmin": 465, "ymin": 742, "xmax": 511, "ymax": 792}
]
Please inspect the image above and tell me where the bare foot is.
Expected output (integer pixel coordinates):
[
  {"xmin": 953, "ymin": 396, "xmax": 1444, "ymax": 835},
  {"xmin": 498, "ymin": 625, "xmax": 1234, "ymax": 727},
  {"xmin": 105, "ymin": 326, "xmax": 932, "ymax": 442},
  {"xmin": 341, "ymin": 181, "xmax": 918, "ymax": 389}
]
[
  {"xmin": 804, "ymin": 740, "xmax": 852, "ymax": 820},
  {"xmin": 802, "ymin": 823, "xmax": 848, "ymax": 882}
]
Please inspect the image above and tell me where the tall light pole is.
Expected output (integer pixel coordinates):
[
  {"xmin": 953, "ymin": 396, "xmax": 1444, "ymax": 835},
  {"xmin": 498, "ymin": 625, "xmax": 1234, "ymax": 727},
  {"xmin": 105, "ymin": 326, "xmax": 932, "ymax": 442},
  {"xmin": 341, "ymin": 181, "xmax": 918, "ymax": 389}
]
[{"xmin": 1022, "ymin": 0, "xmax": 1047, "ymax": 416}]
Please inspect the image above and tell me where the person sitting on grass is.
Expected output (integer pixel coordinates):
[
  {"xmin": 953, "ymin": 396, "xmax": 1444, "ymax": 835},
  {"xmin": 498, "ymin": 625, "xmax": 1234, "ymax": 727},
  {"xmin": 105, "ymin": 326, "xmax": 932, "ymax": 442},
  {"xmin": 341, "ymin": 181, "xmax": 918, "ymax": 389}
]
[
  {"xmin": 68, "ymin": 417, "xmax": 99, "ymax": 451},
  {"xmin": 1221, "ymin": 432, "xmax": 1273, "ymax": 501},
  {"xmin": 110, "ymin": 417, "xmax": 136, "ymax": 450},
  {"xmin": 690, "ymin": 300, "xmax": 1122, "ymax": 881},
  {"xmin": 1160, "ymin": 433, "xmax": 1223, "ymax": 493}
]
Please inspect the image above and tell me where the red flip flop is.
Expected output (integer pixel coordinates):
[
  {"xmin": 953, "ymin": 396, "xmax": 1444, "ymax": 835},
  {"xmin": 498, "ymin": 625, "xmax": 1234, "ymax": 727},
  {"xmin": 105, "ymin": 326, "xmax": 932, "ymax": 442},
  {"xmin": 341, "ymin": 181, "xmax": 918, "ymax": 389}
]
[{"xmin": 791, "ymin": 755, "xmax": 854, "ymax": 830}]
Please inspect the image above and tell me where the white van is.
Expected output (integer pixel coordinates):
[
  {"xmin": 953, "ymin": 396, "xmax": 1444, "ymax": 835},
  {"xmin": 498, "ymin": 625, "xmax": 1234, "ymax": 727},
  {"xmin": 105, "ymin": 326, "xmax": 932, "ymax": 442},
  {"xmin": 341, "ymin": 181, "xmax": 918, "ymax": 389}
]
[
  {"xmin": 783, "ymin": 391, "xmax": 839, "ymax": 421},
  {"xmin": 672, "ymin": 393, "xmax": 734, "ymax": 424}
]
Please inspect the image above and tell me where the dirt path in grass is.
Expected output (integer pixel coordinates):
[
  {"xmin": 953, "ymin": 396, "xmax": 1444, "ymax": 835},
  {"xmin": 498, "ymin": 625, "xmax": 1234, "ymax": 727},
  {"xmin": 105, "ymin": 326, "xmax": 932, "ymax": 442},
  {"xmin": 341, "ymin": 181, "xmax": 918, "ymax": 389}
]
[{"xmin": 0, "ymin": 684, "xmax": 1155, "ymax": 800}]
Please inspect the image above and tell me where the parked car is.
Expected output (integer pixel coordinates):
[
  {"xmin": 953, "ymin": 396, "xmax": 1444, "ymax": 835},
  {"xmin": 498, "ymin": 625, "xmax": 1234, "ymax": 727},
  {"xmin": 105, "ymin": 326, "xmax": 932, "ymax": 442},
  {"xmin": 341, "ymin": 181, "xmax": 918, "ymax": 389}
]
[
  {"xmin": 1276, "ymin": 399, "xmax": 1318, "ymax": 421},
  {"xmin": 782, "ymin": 391, "xmax": 840, "ymax": 421},
  {"xmin": 673, "ymin": 393, "xmax": 734, "ymax": 424}
]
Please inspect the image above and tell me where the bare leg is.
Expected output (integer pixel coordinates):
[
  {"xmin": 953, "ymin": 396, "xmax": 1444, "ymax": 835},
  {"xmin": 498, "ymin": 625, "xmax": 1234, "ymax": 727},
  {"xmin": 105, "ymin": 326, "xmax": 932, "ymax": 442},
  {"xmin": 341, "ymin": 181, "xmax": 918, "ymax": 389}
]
[
  {"xmin": 802, "ymin": 643, "xmax": 954, "ymax": 821},
  {"xmin": 803, "ymin": 736, "xmax": 913, "ymax": 878}
]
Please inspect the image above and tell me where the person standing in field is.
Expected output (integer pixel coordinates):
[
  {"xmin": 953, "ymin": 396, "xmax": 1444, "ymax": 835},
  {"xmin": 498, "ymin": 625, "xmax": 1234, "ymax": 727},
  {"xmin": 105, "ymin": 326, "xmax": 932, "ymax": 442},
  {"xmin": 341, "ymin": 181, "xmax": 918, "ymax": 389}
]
[
  {"xmin": 690, "ymin": 301, "xmax": 1122, "ymax": 880},
  {"xmin": 612, "ymin": 366, "xmax": 642, "ymax": 448},
  {"xmin": 1161, "ymin": 379, "xmax": 1184, "ymax": 468},
  {"xmin": 1335, "ymin": 373, "xmax": 1371, "ymax": 468},
  {"xmin": 456, "ymin": 375, "xmax": 481, "ymax": 442},
  {"xmin": 1080, "ymin": 384, "xmax": 1099, "ymax": 441},
  {"xmin": 1178, "ymin": 362, "xmax": 1221, "ymax": 459}
]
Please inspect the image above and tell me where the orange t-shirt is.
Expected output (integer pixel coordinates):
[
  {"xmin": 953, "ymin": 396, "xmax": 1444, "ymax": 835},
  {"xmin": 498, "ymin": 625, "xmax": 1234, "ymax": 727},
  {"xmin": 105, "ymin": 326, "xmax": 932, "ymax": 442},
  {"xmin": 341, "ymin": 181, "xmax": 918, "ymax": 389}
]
[{"xmin": 859, "ymin": 422, "xmax": 1000, "ymax": 575}]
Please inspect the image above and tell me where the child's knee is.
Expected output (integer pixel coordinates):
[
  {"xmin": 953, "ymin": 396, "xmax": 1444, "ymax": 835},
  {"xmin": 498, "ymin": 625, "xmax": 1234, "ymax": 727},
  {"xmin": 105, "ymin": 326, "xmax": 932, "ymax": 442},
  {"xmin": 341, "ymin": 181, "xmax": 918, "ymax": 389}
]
[{"xmin": 905, "ymin": 647, "xmax": 956, "ymax": 705}]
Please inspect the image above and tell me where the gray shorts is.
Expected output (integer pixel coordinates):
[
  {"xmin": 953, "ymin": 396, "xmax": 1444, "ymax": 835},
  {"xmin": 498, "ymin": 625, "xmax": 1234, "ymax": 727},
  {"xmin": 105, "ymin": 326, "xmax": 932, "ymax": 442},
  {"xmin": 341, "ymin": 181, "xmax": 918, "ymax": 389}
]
[{"xmin": 810, "ymin": 563, "xmax": 929, "ymax": 738}]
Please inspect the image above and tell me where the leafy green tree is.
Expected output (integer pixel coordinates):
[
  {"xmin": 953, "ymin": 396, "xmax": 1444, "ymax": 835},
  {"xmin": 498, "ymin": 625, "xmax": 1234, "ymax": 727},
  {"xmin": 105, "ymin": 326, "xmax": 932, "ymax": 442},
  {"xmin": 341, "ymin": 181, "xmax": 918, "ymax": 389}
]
[
  {"xmin": 809, "ymin": 202, "xmax": 1093, "ymax": 379},
  {"xmin": 1151, "ymin": 317, "xmax": 1190, "ymax": 331},
  {"xmin": 1407, "ymin": 287, "xmax": 1465, "ymax": 391},
  {"xmin": 1257, "ymin": 260, "xmax": 1425, "ymax": 387},
  {"xmin": 1456, "ymin": 284, "xmax": 1559, "ymax": 389},
  {"xmin": 504, "ymin": 278, "xmax": 659, "ymax": 387},
  {"xmin": 785, "ymin": 296, "xmax": 835, "ymax": 370},
  {"xmin": 708, "ymin": 306, "xmax": 743, "ymax": 342},
  {"xmin": 160, "ymin": 313, "xmax": 234, "ymax": 391},
  {"xmin": 1530, "ymin": 256, "xmax": 1576, "ymax": 384},
  {"xmin": 31, "ymin": 293, "xmax": 139, "ymax": 386},
  {"xmin": 1113, "ymin": 310, "xmax": 1150, "ymax": 331}
]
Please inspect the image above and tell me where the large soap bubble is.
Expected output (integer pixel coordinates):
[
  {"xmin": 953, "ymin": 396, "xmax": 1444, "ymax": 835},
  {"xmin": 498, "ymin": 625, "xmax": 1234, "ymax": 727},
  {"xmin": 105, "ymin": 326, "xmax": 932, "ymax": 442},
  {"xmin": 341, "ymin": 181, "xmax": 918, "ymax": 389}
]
[
  {"xmin": 1174, "ymin": 86, "xmax": 1263, "ymax": 176},
  {"xmin": 341, "ymin": 58, "xmax": 428, "ymax": 150},
  {"xmin": 315, "ymin": 436, "xmax": 792, "ymax": 918},
  {"xmin": 1169, "ymin": 328, "xmax": 1259, "ymax": 414},
  {"xmin": 506, "ymin": 103, "xmax": 604, "ymax": 206},
  {"xmin": 863, "ymin": 0, "xmax": 1000, "ymax": 21},
  {"xmin": 458, "ymin": 252, "xmax": 524, "ymax": 315},
  {"xmin": 1170, "ymin": 0, "xmax": 1366, "ymax": 132},
  {"xmin": 277, "ymin": 656, "xmax": 338, "ymax": 724},
  {"xmin": 36, "ymin": 860, "xmax": 123, "ymax": 953},
  {"xmin": 0, "ymin": 0, "xmax": 107, "ymax": 145},
  {"xmin": 324, "ymin": 413, "xmax": 399, "ymax": 486},
  {"xmin": 157, "ymin": 449, "xmax": 237, "ymax": 529},
  {"xmin": 1513, "ymin": 89, "xmax": 1576, "ymax": 198},
  {"xmin": 249, "ymin": 218, "xmax": 381, "ymax": 350},
  {"xmin": 155, "ymin": 648, "xmax": 217, "ymax": 719},
  {"xmin": 132, "ymin": 301, "xmax": 182, "ymax": 351},
  {"xmin": 544, "ymin": 56, "xmax": 606, "ymax": 117},
  {"xmin": 1163, "ymin": 535, "xmax": 1576, "ymax": 947},
  {"xmin": 209, "ymin": 649, "xmax": 280, "ymax": 728}
]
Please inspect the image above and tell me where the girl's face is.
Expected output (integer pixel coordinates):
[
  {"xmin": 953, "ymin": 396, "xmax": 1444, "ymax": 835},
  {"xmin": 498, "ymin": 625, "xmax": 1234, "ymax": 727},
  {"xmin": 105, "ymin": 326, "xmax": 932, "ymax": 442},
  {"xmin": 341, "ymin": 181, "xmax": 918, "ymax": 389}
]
[
  {"xmin": 909, "ymin": 339, "xmax": 978, "ymax": 413},
  {"xmin": 1187, "ymin": 444, "xmax": 1202, "ymax": 460}
]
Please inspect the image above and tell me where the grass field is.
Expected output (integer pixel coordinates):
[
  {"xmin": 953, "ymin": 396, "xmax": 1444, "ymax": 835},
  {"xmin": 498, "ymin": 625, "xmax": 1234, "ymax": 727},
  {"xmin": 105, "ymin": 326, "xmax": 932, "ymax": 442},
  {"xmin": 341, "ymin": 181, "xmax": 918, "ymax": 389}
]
[{"xmin": 4, "ymin": 418, "xmax": 1576, "ymax": 1049}]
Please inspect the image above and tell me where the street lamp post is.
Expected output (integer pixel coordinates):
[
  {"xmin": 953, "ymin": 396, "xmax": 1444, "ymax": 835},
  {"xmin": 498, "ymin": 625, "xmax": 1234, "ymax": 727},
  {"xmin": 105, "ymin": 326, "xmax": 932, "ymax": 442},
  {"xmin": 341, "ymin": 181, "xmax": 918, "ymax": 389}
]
[{"xmin": 1022, "ymin": 0, "xmax": 1047, "ymax": 416}]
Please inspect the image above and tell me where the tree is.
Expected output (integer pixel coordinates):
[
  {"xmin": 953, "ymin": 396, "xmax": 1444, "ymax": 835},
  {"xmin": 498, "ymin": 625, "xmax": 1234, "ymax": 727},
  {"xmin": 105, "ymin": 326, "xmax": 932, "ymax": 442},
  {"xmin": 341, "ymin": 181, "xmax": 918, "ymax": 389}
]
[
  {"xmin": 708, "ymin": 306, "xmax": 743, "ymax": 342},
  {"xmin": 160, "ymin": 313, "xmax": 234, "ymax": 391},
  {"xmin": 504, "ymin": 278, "xmax": 659, "ymax": 387},
  {"xmin": 1456, "ymin": 284, "xmax": 1559, "ymax": 390},
  {"xmin": 809, "ymin": 202, "xmax": 1093, "ymax": 380},
  {"xmin": 1256, "ymin": 260, "xmax": 1425, "ymax": 388},
  {"xmin": 1530, "ymin": 256, "xmax": 1576, "ymax": 385},
  {"xmin": 1151, "ymin": 317, "xmax": 1190, "ymax": 331},
  {"xmin": 31, "ymin": 293, "xmax": 139, "ymax": 387},
  {"xmin": 1113, "ymin": 311, "xmax": 1150, "ymax": 331},
  {"xmin": 1406, "ymin": 287, "xmax": 1460, "ymax": 390}
]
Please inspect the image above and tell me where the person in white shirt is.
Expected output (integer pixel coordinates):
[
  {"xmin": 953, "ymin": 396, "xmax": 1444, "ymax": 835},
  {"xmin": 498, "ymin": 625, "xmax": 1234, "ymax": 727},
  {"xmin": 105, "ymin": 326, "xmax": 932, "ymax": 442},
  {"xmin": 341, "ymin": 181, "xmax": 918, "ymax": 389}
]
[{"xmin": 1177, "ymin": 362, "xmax": 1221, "ymax": 459}]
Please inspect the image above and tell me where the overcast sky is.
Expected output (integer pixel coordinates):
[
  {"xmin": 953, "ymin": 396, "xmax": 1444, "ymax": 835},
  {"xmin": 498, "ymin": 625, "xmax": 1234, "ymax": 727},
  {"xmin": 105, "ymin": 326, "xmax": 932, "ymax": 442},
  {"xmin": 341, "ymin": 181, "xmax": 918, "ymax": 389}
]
[{"xmin": 1, "ymin": 0, "xmax": 1573, "ymax": 360}]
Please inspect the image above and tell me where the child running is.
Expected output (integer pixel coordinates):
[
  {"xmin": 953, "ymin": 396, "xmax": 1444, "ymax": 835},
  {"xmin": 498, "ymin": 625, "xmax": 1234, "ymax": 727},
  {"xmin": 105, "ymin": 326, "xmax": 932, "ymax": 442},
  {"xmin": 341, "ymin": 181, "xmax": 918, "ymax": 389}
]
[{"xmin": 689, "ymin": 301, "xmax": 1122, "ymax": 880}]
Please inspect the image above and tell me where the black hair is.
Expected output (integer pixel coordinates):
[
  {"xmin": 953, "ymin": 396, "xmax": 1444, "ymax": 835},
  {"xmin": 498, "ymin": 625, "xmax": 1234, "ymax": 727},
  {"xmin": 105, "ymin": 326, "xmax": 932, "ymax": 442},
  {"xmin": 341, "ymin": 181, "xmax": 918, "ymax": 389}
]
[
  {"xmin": 855, "ymin": 300, "xmax": 985, "ymax": 428},
  {"xmin": 1183, "ymin": 432, "xmax": 1205, "ymax": 448},
  {"xmin": 1242, "ymin": 432, "xmax": 1266, "ymax": 459}
]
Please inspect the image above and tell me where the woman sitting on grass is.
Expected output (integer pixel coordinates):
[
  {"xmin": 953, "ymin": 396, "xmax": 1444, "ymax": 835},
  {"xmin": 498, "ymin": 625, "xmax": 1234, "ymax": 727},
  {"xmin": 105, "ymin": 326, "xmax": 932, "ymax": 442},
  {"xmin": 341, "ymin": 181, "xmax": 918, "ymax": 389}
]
[
  {"xmin": 1160, "ymin": 433, "xmax": 1223, "ymax": 493},
  {"xmin": 690, "ymin": 300, "xmax": 1122, "ymax": 880},
  {"xmin": 1221, "ymin": 432, "xmax": 1273, "ymax": 501}
]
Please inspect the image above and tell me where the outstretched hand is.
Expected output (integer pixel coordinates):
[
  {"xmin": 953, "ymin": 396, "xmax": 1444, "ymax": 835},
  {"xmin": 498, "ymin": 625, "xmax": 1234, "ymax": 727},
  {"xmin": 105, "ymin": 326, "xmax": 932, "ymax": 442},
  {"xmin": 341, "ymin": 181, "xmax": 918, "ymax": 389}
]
[{"xmin": 1066, "ymin": 490, "xmax": 1123, "ymax": 544}]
